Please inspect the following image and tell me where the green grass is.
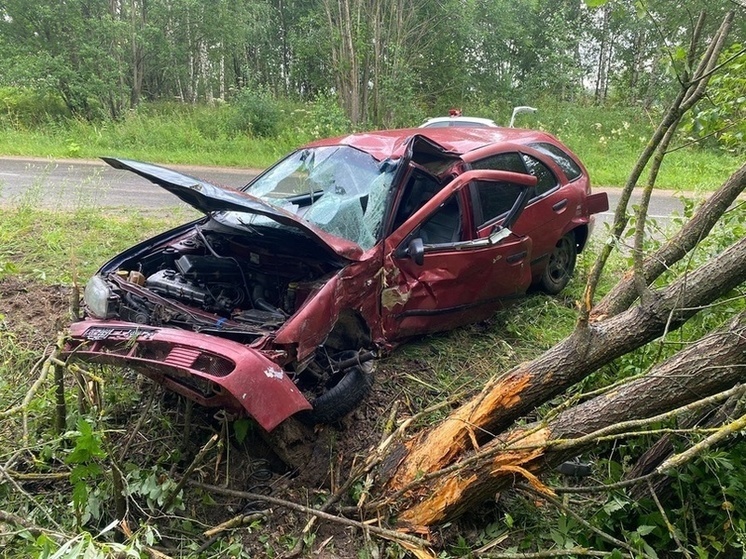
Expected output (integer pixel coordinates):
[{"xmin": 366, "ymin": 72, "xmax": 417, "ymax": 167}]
[
  {"xmin": 0, "ymin": 98, "xmax": 742, "ymax": 190},
  {"xmin": 530, "ymin": 102, "xmax": 741, "ymax": 192},
  {"xmin": 0, "ymin": 109, "xmax": 302, "ymax": 168},
  {"xmin": 0, "ymin": 205, "xmax": 195, "ymax": 284}
]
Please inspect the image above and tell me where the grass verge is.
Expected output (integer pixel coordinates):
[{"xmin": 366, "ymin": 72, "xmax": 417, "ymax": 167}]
[{"xmin": 0, "ymin": 99, "xmax": 742, "ymax": 190}]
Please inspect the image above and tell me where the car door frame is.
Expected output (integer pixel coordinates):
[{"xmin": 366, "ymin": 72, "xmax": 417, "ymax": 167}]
[
  {"xmin": 462, "ymin": 143, "xmax": 588, "ymax": 276},
  {"xmin": 380, "ymin": 169, "xmax": 537, "ymax": 340}
]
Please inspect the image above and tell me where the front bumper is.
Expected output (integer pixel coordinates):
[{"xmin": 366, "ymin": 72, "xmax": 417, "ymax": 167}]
[{"xmin": 65, "ymin": 321, "xmax": 312, "ymax": 431}]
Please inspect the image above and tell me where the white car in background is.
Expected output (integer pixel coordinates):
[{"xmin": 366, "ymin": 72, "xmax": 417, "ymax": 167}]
[
  {"xmin": 420, "ymin": 106, "xmax": 538, "ymax": 129},
  {"xmin": 419, "ymin": 115, "xmax": 498, "ymax": 129}
]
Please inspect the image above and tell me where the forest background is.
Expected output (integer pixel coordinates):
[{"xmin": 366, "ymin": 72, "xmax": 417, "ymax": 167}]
[{"xmin": 0, "ymin": 0, "xmax": 743, "ymax": 185}]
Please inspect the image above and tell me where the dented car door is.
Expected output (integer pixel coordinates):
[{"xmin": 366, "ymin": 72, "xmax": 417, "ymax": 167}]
[{"xmin": 380, "ymin": 170, "xmax": 537, "ymax": 340}]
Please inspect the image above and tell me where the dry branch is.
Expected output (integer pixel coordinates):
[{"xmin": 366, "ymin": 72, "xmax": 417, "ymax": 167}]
[
  {"xmin": 0, "ymin": 509, "xmax": 67, "ymax": 543},
  {"xmin": 162, "ymin": 433, "xmax": 218, "ymax": 511},
  {"xmin": 189, "ymin": 480, "xmax": 434, "ymax": 551}
]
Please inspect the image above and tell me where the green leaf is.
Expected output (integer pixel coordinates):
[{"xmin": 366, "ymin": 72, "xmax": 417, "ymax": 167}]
[
  {"xmin": 636, "ymin": 524, "xmax": 656, "ymax": 536},
  {"xmin": 603, "ymin": 496, "xmax": 627, "ymax": 515},
  {"xmin": 66, "ymin": 418, "xmax": 107, "ymax": 464},
  {"xmin": 72, "ymin": 481, "xmax": 88, "ymax": 509},
  {"xmin": 233, "ymin": 418, "xmax": 252, "ymax": 443}
]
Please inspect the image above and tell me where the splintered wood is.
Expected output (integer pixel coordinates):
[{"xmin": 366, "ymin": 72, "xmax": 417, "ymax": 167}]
[
  {"xmin": 398, "ymin": 427, "xmax": 551, "ymax": 526},
  {"xmin": 387, "ymin": 372, "xmax": 532, "ymax": 491}
]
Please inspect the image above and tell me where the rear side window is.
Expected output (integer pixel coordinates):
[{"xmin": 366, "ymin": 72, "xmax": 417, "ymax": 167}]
[
  {"xmin": 521, "ymin": 154, "xmax": 557, "ymax": 197},
  {"xmin": 473, "ymin": 180, "xmax": 524, "ymax": 227},
  {"xmin": 528, "ymin": 142, "xmax": 583, "ymax": 181},
  {"xmin": 471, "ymin": 151, "xmax": 558, "ymax": 199}
]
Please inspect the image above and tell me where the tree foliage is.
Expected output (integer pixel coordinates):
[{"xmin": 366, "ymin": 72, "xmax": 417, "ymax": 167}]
[{"xmin": 0, "ymin": 0, "xmax": 742, "ymax": 125}]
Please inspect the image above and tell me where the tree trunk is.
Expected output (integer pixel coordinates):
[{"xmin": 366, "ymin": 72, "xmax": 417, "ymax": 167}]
[{"xmin": 391, "ymin": 311, "xmax": 746, "ymax": 527}]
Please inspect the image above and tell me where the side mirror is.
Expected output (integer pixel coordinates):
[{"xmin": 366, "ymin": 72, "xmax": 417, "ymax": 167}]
[{"xmin": 406, "ymin": 237, "xmax": 425, "ymax": 265}]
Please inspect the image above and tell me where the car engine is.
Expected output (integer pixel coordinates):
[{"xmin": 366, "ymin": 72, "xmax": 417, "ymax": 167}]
[{"xmin": 94, "ymin": 225, "xmax": 336, "ymax": 337}]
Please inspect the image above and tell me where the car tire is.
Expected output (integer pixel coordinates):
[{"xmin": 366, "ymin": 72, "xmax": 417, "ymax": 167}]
[
  {"xmin": 539, "ymin": 233, "xmax": 577, "ymax": 295},
  {"xmin": 311, "ymin": 364, "xmax": 373, "ymax": 423}
]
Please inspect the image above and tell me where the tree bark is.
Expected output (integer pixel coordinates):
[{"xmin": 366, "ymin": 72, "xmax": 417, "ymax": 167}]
[{"xmin": 391, "ymin": 311, "xmax": 746, "ymax": 528}]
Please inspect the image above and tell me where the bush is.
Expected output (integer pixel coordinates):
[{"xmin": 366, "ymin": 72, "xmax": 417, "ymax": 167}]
[
  {"xmin": 0, "ymin": 86, "xmax": 70, "ymax": 128},
  {"xmin": 682, "ymin": 45, "xmax": 746, "ymax": 155},
  {"xmin": 228, "ymin": 88, "xmax": 282, "ymax": 138}
]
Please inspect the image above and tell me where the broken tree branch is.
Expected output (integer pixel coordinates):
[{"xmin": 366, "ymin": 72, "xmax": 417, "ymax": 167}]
[
  {"xmin": 0, "ymin": 509, "xmax": 67, "ymax": 543},
  {"xmin": 189, "ymin": 480, "xmax": 434, "ymax": 550},
  {"xmin": 522, "ymin": 486, "xmax": 651, "ymax": 559},
  {"xmin": 1, "ymin": 354, "xmax": 47, "ymax": 419},
  {"xmin": 657, "ymin": 408, "xmax": 746, "ymax": 475},
  {"xmin": 647, "ymin": 479, "xmax": 692, "ymax": 559},
  {"xmin": 387, "ymin": 310, "xmax": 746, "ymax": 527},
  {"xmin": 0, "ymin": 464, "xmax": 65, "ymax": 533},
  {"xmin": 163, "ymin": 433, "xmax": 218, "ymax": 512}
]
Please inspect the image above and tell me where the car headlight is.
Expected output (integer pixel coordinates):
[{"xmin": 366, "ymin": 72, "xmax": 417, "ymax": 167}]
[{"xmin": 84, "ymin": 275, "xmax": 118, "ymax": 319}]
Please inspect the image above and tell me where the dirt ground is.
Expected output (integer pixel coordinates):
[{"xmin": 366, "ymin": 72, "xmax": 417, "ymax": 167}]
[
  {"xmin": 0, "ymin": 277, "xmax": 453, "ymax": 558},
  {"xmin": 0, "ymin": 277, "xmax": 72, "ymax": 345}
]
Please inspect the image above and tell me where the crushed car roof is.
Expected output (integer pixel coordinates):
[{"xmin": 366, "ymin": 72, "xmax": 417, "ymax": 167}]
[{"xmin": 305, "ymin": 127, "xmax": 558, "ymax": 161}]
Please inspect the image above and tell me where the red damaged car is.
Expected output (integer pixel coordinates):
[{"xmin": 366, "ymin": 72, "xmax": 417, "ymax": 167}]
[{"xmin": 65, "ymin": 127, "xmax": 608, "ymax": 432}]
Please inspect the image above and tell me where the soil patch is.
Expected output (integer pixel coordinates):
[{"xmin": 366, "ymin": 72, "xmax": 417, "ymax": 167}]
[{"xmin": 0, "ymin": 277, "xmax": 71, "ymax": 346}]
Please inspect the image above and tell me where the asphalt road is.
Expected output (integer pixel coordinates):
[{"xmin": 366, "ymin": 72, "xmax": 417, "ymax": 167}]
[{"xmin": 0, "ymin": 156, "xmax": 688, "ymax": 226}]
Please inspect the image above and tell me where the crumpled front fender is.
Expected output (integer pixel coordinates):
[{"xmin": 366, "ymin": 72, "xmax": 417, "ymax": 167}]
[{"xmin": 65, "ymin": 321, "xmax": 311, "ymax": 431}]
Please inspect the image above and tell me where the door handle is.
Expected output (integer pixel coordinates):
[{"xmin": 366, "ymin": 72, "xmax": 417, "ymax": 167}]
[
  {"xmin": 552, "ymin": 199, "xmax": 568, "ymax": 212},
  {"xmin": 506, "ymin": 251, "xmax": 528, "ymax": 263}
]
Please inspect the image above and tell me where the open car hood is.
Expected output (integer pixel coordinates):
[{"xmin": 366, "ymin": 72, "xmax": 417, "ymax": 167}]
[{"xmin": 102, "ymin": 157, "xmax": 364, "ymax": 261}]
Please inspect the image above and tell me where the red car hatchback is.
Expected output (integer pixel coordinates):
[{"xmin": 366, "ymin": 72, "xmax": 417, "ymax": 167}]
[{"xmin": 65, "ymin": 127, "xmax": 608, "ymax": 432}]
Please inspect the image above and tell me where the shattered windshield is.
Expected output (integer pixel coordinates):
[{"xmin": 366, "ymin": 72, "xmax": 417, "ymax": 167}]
[{"xmin": 217, "ymin": 146, "xmax": 398, "ymax": 250}]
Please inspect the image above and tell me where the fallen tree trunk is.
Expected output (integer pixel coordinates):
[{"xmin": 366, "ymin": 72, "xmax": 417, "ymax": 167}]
[
  {"xmin": 391, "ymin": 310, "xmax": 746, "ymax": 527},
  {"xmin": 384, "ymin": 235, "xmax": 746, "ymax": 491}
]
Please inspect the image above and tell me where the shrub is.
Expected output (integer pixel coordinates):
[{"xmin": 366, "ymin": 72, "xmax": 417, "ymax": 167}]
[
  {"xmin": 228, "ymin": 88, "xmax": 282, "ymax": 138},
  {"xmin": 0, "ymin": 86, "xmax": 70, "ymax": 128}
]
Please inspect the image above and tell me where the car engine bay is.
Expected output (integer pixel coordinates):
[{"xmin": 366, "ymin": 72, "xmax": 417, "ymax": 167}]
[{"xmin": 88, "ymin": 222, "xmax": 340, "ymax": 341}]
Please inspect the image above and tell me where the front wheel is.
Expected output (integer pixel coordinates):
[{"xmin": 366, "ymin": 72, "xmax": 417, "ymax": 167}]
[
  {"xmin": 310, "ymin": 356, "xmax": 374, "ymax": 423},
  {"xmin": 539, "ymin": 233, "xmax": 577, "ymax": 295}
]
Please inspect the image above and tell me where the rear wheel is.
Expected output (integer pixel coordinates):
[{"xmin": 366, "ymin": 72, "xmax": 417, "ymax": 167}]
[{"xmin": 539, "ymin": 233, "xmax": 577, "ymax": 295}]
